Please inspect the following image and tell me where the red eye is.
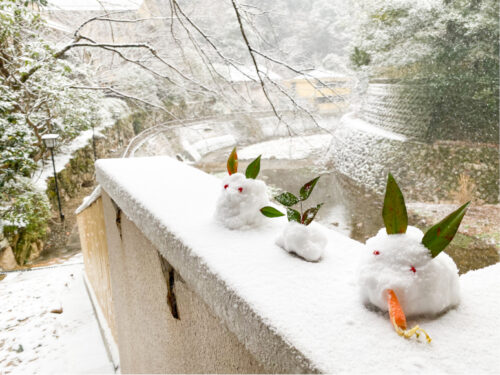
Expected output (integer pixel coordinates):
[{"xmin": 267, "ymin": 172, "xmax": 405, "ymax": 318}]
[
  {"xmin": 224, "ymin": 184, "xmax": 228, "ymax": 189},
  {"xmin": 238, "ymin": 187, "xmax": 243, "ymax": 193},
  {"xmin": 410, "ymin": 266, "xmax": 416, "ymax": 273},
  {"xmin": 373, "ymin": 250, "xmax": 380, "ymax": 255}
]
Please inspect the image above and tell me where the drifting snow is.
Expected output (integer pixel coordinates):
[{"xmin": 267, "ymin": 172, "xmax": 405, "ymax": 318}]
[
  {"xmin": 275, "ymin": 221, "xmax": 327, "ymax": 262},
  {"xmin": 358, "ymin": 226, "xmax": 460, "ymax": 317},
  {"xmin": 214, "ymin": 173, "xmax": 269, "ymax": 230},
  {"xmin": 238, "ymin": 134, "xmax": 332, "ymax": 160},
  {"xmin": 96, "ymin": 156, "xmax": 500, "ymax": 373},
  {"xmin": 0, "ymin": 255, "xmax": 114, "ymax": 374}
]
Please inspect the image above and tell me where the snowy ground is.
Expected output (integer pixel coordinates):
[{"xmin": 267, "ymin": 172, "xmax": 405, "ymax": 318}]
[{"xmin": 0, "ymin": 254, "xmax": 115, "ymax": 374}]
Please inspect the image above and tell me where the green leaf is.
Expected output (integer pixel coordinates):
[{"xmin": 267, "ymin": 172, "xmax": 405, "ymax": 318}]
[
  {"xmin": 382, "ymin": 173, "xmax": 408, "ymax": 234},
  {"xmin": 245, "ymin": 155, "xmax": 261, "ymax": 179},
  {"xmin": 302, "ymin": 203, "xmax": 323, "ymax": 226},
  {"xmin": 260, "ymin": 206, "xmax": 284, "ymax": 218},
  {"xmin": 422, "ymin": 201, "xmax": 470, "ymax": 258},
  {"xmin": 286, "ymin": 208, "xmax": 301, "ymax": 223},
  {"xmin": 299, "ymin": 176, "xmax": 320, "ymax": 201},
  {"xmin": 275, "ymin": 192, "xmax": 299, "ymax": 207},
  {"xmin": 227, "ymin": 147, "xmax": 238, "ymax": 175}
]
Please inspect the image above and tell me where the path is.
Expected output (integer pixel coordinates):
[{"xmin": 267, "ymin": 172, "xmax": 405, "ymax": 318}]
[{"xmin": 0, "ymin": 255, "xmax": 115, "ymax": 374}]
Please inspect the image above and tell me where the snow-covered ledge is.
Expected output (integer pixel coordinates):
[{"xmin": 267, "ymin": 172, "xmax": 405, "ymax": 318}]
[{"xmin": 96, "ymin": 156, "xmax": 500, "ymax": 373}]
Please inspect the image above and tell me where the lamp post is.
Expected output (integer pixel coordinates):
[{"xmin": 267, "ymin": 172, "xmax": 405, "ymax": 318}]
[{"xmin": 42, "ymin": 134, "xmax": 64, "ymax": 222}]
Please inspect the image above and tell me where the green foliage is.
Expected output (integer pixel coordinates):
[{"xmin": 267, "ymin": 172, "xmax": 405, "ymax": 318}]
[
  {"xmin": 275, "ymin": 192, "xmax": 299, "ymax": 207},
  {"xmin": 245, "ymin": 155, "xmax": 261, "ymax": 179},
  {"xmin": 286, "ymin": 208, "xmax": 301, "ymax": 223},
  {"xmin": 422, "ymin": 201, "xmax": 470, "ymax": 258},
  {"xmin": 350, "ymin": 0, "xmax": 498, "ymax": 140},
  {"xmin": 261, "ymin": 175, "xmax": 323, "ymax": 226},
  {"xmin": 299, "ymin": 176, "xmax": 320, "ymax": 201},
  {"xmin": 0, "ymin": 1, "xmax": 102, "ymax": 261},
  {"xmin": 350, "ymin": 47, "xmax": 371, "ymax": 68},
  {"xmin": 382, "ymin": 173, "xmax": 408, "ymax": 234}
]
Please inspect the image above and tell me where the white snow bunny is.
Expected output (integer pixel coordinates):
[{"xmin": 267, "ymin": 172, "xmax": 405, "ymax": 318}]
[
  {"xmin": 215, "ymin": 148, "xmax": 269, "ymax": 230},
  {"xmin": 358, "ymin": 173, "xmax": 470, "ymax": 342}
]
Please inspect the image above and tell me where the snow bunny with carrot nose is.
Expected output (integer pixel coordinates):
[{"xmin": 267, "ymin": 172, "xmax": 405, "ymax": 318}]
[
  {"xmin": 358, "ymin": 173, "xmax": 470, "ymax": 342},
  {"xmin": 215, "ymin": 148, "xmax": 269, "ymax": 230}
]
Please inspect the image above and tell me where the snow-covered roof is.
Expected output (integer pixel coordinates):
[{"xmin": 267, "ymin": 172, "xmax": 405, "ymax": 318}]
[
  {"xmin": 46, "ymin": 0, "xmax": 142, "ymax": 11},
  {"xmin": 213, "ymin": 64, "xmax": 281, "ymax": 83},
  {"xmin": 96, "ymin": 156, "xmax": 500, "ymax": 373},
  {"xmin": 292, "ymin": 69, "xmax": 346, "ymax": 80}
]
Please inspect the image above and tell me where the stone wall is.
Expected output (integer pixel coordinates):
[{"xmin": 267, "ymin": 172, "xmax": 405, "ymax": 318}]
[
  {"xmin": 328, "ymin": 119, "xmax": 499, "ymax": 204},
  {"xmin": 46, "ymin": 118, "xmax": 136, "ymax": 207}
]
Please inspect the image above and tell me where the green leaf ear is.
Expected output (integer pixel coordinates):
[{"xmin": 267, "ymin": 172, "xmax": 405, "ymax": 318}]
[
  {"xmin": 245, "ymin": 155, "xmax": 261, "ymax": 179},
  {"xmin": 382, "ymin": 173, "xmax": 408, "ymax": 234},
  {"xmin": 227, "ymin": 147, "xmax": 238, "ymax": 175},
  {"xmin": 422, "ymin": 201, "xmax": 470, "ymax": 258}
]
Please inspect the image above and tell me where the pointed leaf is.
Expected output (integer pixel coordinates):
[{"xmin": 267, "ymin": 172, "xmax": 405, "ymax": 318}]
[
  {"xmin": 286, "ymin": 208, "xmax": 301, "ymax": 223},
  {"xmin": 260, "ymin": 206, "xmax": 285, "ymax": 218},
  {"xmin": 227, "ymin": 147, "xmax": 238, "ymax": 175},
  {"xmin": 245, "ymin": 155, "xmax": 261, "ymax": 179},
  {"xmin": 382, "ymin": 173, "xmax": 408, "ymax": 234},
  {"xmin": 422, "ymin": 201, "xmax": 470, "ymax": 258},
  {"xmin": 302, "ymin": 203, "xmax": 323, "ymax": 226},
  {"xmin": 299, "ymin": 176, "xmax": 321, "ymax": 201},
  {"xmin": 275, "ymin": 192, "xmax": 299, "ymax": 207}
]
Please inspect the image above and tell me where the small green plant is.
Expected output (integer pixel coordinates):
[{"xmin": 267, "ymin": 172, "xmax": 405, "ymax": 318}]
[
  {"xmin": 383, "ymin": 173, "xmax": 470, "ymax": 258},
  {"xmin": 260, "ymin": 176, "xmax": 323, "ymax": 226}
]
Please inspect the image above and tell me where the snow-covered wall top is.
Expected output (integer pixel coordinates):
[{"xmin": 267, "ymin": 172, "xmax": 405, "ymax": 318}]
[{"xmin": 96, "ymin": 156, "xmax": 500, "ymax": 373}]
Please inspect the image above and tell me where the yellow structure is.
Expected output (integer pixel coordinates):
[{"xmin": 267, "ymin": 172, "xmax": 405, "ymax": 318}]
[{"xmin": 285, "ymin": 70, "xmax": 352, "ymax": 113}]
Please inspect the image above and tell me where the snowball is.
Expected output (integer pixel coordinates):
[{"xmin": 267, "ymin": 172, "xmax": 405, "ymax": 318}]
[
  {"xmin": 358, "ymin": 226, "xmax": 460, "ymax": 317},
  {"xmin": 276, "ymin": 221, "xmax": 328, "ymax": 262},
  {"xmin": 214, "ymin": 173, "xmax": 269, "ymax": 230}
]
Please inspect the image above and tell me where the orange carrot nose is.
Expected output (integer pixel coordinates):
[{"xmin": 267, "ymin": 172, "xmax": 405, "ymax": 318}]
[
  {"xmin": 387, "ymin": 289, "xmax": 407, "ymax": 331},
  {"xmin": 386, "ymin": 289, "xmax": 432, "ymax": 343}
]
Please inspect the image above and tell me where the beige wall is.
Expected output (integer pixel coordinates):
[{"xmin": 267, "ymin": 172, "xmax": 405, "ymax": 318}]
[
  {"xmin": 77, "ymin": 197, "xmax": 117, "ymax": 341},
  {"xmin": 101, "ymin": 191, "xmax": 268, "ymax": 374}
]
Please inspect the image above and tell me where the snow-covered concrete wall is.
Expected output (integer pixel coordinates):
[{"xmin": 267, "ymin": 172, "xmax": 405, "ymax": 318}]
[{"xmin": 95, "ymin": 156, "xmax": 500, "ymax": 374}]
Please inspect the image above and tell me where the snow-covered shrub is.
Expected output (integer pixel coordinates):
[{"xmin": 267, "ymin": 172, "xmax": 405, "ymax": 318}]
[
  {"xmin": 215, "ymin": 148, "xmax": 269, "ymax": 230},
  {"xmin": 261, "ymin": 176, "xmax": 327, "ymax": 261},
  {"xmin": 1, "ymin": 178, "xmax": 50, "ymax": 265},
  {"xmin": 0, "ymin": 1, "xmax": 102, "ymax": 262},
  {"xmin": 358, "ymin": 173, "xmax": 469, "ymax": 341}
]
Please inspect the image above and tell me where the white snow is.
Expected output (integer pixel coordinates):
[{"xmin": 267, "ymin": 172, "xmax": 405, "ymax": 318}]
[
  {"xmin": 75, "ymin": 185, "xmax": 102, "ymax": 215},
  {"xmin": 0, "ymin": 255, "xmax": 114, "ymax": 374},
  {"xmin": 96, "ymin": 156, "xmax": 500, "ymax": 373},
  {"xmin": 358, "ymin": 226, "xmax": 460, "ymax": 317},
  {"xmin": 238, "ymin": 134, "xmax": 332, "ymax": 160},
  {"xmin": 275, "ymin": 221, "xmax": 328, "ymax": 262},
  {"xmin": 31, "ymin": 98, "xmax": 128, "ymax": 192},
  {"xmin": 214, "ymin": 173, "xmax": 269, "ymax": 230},
  {"xmin": 341, "ymin": 112, "xmax": 407, "ymax": 141}
]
